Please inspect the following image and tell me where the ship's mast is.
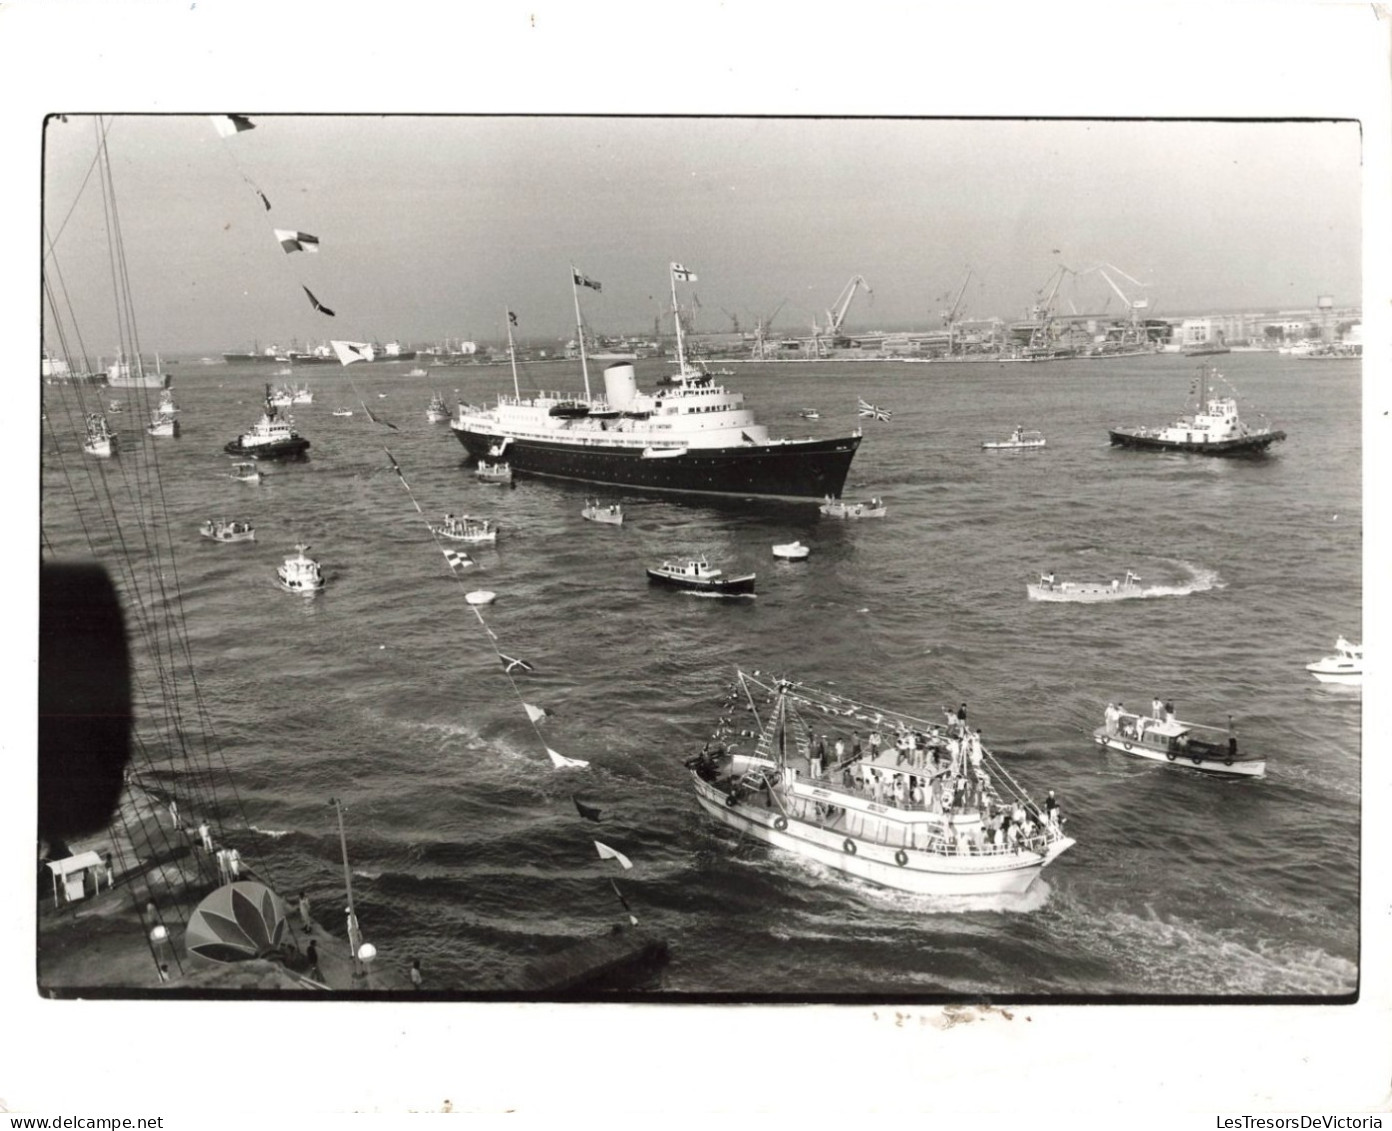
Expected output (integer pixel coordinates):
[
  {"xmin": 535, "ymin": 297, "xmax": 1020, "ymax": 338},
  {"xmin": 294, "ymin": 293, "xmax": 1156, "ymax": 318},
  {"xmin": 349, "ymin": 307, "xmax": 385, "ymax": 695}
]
[
  {"xmin": 570, "ymin": 266, "xmax": 593, "ymax": 401},
  {"xmin": 506, "ymin": 308, "xmax": 520, "ymax": 399},
  {"xmin": 670, "ymin": 265, "xmax": 690, "ymax": 382}
]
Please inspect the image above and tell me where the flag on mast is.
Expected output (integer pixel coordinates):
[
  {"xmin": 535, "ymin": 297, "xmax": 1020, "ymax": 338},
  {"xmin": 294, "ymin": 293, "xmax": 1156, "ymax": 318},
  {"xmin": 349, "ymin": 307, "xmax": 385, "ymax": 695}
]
[
  {"xmin": 572, "ymin": 269, "xmax": 602, "ymax": 292},
  {"xmin": 671, "ymin": 263, "xmax": 697, "ymax": 282},
  {"xmin": 594, "ymin": 841, "xmax": 633, "ymax": 870},
  {"xmin": 274, "ymin": 229, "xmax": 320, "ymax": 254},
  {"xmin": 857, "ymin": 397, "xmax": 892, "ymax": 422}
]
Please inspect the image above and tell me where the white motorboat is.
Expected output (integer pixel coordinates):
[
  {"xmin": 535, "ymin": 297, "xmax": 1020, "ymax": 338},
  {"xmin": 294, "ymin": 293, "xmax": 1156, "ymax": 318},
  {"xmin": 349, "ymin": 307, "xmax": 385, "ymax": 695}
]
[
  {"xmin": 465, "ymin": 591, "xmax": 496, "ymax": 606},
  {"xmin": 1093, "ymin": 702, "xmax": 1265, "ymax": 778},
  {"xmin": 582, "ymin": 499, "xmax": 624, "ymax": 525},
  {"xmin": 1027, "ymin": 570, "xmax": 1148, "ymax": 602},
  {"xmin": 688, "ymin": 670, "xmax": 1075, "ymax": 896},
  {"xmin": 1306, "ymin": 637, "xmax": 1362, "ymax": 685},
  {"xmin": 145, "ymin": 410, "xmax": 179, "ymax": 438},
  {"xmin": 200, "ymin": 519, "xmax": 255, "ymax": 543},
  {"xmin": 820, "ymin": 496, "xmax": 886, "ymax": 519},
  {"xmin": 229, "ymin": 462, "xmax": 263, "ymax": 484},
  {"xmin": 476, "ymin": 460, "xmax": 513, "ymax": 485},
  {"xmin": 431, "ymin": 513, "xmax": 498, "ymax": 544},
  {"xmin": 772, "ymin": 541, "xmax": 810, "ymax": 560},
  {"xmin": 331, "ymin": 408, "xmax": 353, "ymax": 418},
  {"xmin": 982, "ymin": 426, "xmax": 1045, "ymax": 451},
  {"xmin": 82, "ymin": 413, "xmax": 117, "ymax": 458},
  {"xmin": 277, "ymin": 543, "xmax": 324, "ymax": 593}
]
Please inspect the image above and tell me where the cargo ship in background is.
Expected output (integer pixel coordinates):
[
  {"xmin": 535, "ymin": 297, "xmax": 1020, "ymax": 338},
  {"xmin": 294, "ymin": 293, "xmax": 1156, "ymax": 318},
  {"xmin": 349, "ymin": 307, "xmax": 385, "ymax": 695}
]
[{"xmin": 449, "ymin": 265, "xmax": 862, "ymax": 501}]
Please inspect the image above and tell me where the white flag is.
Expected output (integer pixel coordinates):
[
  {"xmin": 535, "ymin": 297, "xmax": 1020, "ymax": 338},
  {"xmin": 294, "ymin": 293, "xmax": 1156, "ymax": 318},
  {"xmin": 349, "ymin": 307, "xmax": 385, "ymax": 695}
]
[
  {"xmin": 594, "ymin": 841, "xmax": 633, "ymax": 870},
  {"xmin": 671, "ymin": 262, "xmax": 697, "ymax": 282},
  {"xmin": 547, "ymin": 748, "xmax": 589, "ymax": 769},
  {"xmin": 330, "ymin": 340, "xmax": 375, "ymax": 366},
  {"xmin": 524, "ymin": 703, "xmax": 548, "ymax": 723}
]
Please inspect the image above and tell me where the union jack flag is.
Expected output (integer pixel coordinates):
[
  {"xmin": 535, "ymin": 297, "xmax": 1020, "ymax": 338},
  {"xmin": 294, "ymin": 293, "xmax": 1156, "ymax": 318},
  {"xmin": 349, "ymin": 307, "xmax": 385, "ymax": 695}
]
[{"xmin": 857, "ymin": 397, "xmax": 892, "ymax": 422}]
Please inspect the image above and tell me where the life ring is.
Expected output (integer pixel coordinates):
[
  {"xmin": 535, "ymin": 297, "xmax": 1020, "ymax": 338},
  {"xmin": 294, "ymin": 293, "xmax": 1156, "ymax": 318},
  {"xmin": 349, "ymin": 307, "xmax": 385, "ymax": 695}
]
[
  {"xmin": 1191, "ymin": 756, "xmax": 1203, "ymax": 766},
  {"xmin": 1224, "ymin": 757, "xmax": 1234, "ymax": 767},
  {"xmin": 1166, "ymin": 751, "xmax": 1176, "ymax": 761},
  {"xmin": 724, "ymin": 793, "xmax": 738, "ymax": 808},
  {"xmin": 894, "ymin": 849, "xmax": 909, "ymax": 867},
  {"xmin": 843, "ymin": 838, "xmax": 857, "ymax": 855},
  {"xmin": 773, "ymin": 816, "xmax": 788, "ymax": 831},
  {"xmin": 1123, "ymin": 742, "xmax": 1133, "ymax": 752}
]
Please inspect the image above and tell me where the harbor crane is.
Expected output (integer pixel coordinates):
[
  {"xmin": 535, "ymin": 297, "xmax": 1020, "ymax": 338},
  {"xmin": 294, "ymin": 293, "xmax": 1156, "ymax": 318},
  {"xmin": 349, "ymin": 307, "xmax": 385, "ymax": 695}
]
[
  {"xmin": 720, "ymin": 307, "xmax": 741, "ymax": 336},
  {"xmin": 752, "ymin": 299, "xmax": 786, "ymax": 359},
  {"xmin": 940, "ymin": 267, "xmax": 973, "ymax": 327},
  {"xmin": 821, "ymin": 275, "xmax": 872, "ymax": 344},
  {"xmin": 1025, "ymin": 264, "xmax": 1075, "ymax": 351}
]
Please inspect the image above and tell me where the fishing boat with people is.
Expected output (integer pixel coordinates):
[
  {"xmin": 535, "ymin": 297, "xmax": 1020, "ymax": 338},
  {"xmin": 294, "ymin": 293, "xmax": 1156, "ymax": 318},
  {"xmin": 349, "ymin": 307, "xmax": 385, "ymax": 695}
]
[
  {"xmin": 82, "ymin": 413, "xmax": 117, "ymax": 457},
  {"xmin": 476, "ymin": 459, "xmax": 513, "ymax": 485},
  {"xmin": 647, "ymin": 558, "xmax": 755, "ymax": 596},
  {"xmin": 430, "ymin": 513, "xmax": 498, "ymax": 544},
  {"xmin": 199, "ymin": 519, "xmax": 255, "ymax": 543},
  {"xmin": 426, "ymin": 393, "xmax": 450, "ymax": 423},
  {"xmin": 229, "ymin": 462, "xmax": 263, "ymax": 484},
  {"xmin": 157, "ymin": 389, "xmax": 178, "ymax": 417},
  {"xmin": 276, "ymin": 543, "xmax": 324, "ymax": 593},
  {"xmin": 772, "ymin": 541, "xmax": 810, "ymax": 560},
  {"xmin": 1093, "ymin": 700, "xmax": 1265, "ymax": 777},
  {"xmin": 1108, "ymin": 366, "xmax": 1285, "ymax": 455},
  {"xmin": 1306, "ymin": 637, "xmax": 1362, "ymax": 685},
  {"xmin": 448, "ymin": 265, "xmax": 861, "ymax": 500},
  {"xmin": 225, "ymin": 386, "xmax": 311, "ymax": 461},
  {"xmin": 331, "ymin": 407, "xmax": 353, "ymax": 418},
  {"xmin": 686, "ymin": 670, "xmax": 1075, "ymax": 895},
  {"xmin": 982, "ymin": 425, "xmax": 1046, "ymax": 451},
  {"xmin": 820, "ymin": 496, "xmax": 886, "ymax": 519},
  {"xmin": 1027, "ymin": 570, "xmax": 1148, "ymax": 602},
  {"xmin": 581, "ymin": 499, "xmax": 624, "ymax": 525}
]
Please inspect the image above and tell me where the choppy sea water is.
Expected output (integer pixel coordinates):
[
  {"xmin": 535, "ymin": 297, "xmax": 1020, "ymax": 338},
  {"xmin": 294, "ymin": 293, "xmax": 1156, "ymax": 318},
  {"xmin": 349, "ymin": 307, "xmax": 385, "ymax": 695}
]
[{"xmin": 40, "ymin": 353, "xmax": 1362, "ymax": 998}]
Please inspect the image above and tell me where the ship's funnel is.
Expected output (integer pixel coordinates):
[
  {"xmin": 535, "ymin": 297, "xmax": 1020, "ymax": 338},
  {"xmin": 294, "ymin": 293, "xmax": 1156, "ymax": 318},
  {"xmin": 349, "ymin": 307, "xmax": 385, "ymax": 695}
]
[{"xmin": 604, "ymin": 363, "xmax": 638, "ymax": 411}]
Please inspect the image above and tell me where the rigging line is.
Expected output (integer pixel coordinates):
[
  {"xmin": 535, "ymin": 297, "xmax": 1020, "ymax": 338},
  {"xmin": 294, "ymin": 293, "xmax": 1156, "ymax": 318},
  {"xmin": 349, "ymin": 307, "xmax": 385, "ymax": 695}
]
[
  {"xmin": 42, "ymin": 230, "xmax": 99, "ymax": 377},
  {"xmin": 381, "ymin": 445, "xmax": 557, "ymax": 758},
  {"xmin": 42, "ymin": 114, "xmax": 114, "ymax": 265}
]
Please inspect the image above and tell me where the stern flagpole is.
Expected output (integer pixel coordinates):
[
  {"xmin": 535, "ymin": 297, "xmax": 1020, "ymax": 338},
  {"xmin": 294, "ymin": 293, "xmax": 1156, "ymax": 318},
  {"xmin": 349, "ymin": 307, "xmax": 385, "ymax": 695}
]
[{"xmin": 571, "ymin": 266, "xmax": 592, "ymax": 401}]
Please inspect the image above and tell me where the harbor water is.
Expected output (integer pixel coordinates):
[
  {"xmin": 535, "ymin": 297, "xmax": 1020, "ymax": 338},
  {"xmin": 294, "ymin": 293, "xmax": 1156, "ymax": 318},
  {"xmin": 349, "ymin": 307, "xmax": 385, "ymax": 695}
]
[{"xmin": 39, "ymin": 353, "xmax": 1362, "ymax": 998}]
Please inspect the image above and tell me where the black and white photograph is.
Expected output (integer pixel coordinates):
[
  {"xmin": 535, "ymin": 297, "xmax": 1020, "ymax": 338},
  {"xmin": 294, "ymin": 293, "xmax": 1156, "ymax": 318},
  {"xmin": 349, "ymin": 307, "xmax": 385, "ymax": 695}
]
[{"xmin": 8, "ymin": 2, "xmax": 1388, "ymax": 1122}]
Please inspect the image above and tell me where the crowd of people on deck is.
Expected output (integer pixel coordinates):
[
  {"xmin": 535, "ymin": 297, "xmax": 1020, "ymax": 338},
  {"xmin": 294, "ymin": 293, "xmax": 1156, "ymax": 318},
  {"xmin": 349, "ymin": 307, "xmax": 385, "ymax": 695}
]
[{"xmin": 694, "ymin": 693, "xmax": 1065, "ymax": 855}]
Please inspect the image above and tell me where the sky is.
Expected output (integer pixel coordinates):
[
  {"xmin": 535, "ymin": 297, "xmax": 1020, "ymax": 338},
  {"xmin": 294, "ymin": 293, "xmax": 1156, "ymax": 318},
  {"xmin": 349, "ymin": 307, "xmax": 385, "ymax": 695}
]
[{"xmin": 40, "ymin": 114, "xmax": 1362, "ymax": 355}]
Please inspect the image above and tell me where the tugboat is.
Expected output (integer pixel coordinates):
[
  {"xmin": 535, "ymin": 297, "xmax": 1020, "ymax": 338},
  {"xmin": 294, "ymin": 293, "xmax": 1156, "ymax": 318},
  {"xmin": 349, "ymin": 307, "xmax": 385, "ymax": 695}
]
[
  {"xmin": 820, "ymin": 496, "xmax": 886, "ymax": 519},
  {"xmin": 1027, "ymin": 570, "xmax": 1148, "ymax": 603},
  {"xmin": 199, "ymin": 519, "xmax": 255, "ymax": 543},
  {"xmin": 225, "ymin": 386, "xmax": 311, "ymax": 460},
  {"xmin": 82, "ymin": 413, "xmax": 117, "ymax": 458},
  {"xmin": 1108, "ymin": 366, "xmax": 1285, "ymax": 455},
  {"xmin": 1306, "ymin": 637, "xmax": 1362, "ymax": 685},
  {"xmin": 430, "ymin": 513, "xmax": 498, "ymax": 544},
  {"xmin": 688, "ymin": 670, "xmax": 1075, "ymax": 895},
  {"xmin": 647, "ymin": 558, "xmax": 755, "ymax": 596},
  {"xmin": 1093, "ymin": 701, "xmax": 1265, "ymax": 778},
  {"xmin": 581, "ymin": 499, "xmax": 624, "ymax": 525},
  {"xmin": 276, "ymin": 543, "xmax": 324, "ymax": 593}
]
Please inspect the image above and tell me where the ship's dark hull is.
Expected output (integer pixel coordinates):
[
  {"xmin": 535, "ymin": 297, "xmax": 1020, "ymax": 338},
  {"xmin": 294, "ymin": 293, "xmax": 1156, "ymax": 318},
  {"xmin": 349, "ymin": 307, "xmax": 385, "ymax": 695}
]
[
  {"xmin": 647, "ymin": 569, "xmax": 756, "ymax": 594},
  {"xmin": 1108, "ymin": 429, "xmax": 1285, "ymax": 456},
  {"xmin": 223, "ymin": 437, "xmax": 311, "ymax": 460},
  {"xmin": 223, "ymin": 353, "xmax": 283, "ymax": 364},
  {"xmin": 450, "ymin": 426, "xmax": 860, "ymax": 500}
]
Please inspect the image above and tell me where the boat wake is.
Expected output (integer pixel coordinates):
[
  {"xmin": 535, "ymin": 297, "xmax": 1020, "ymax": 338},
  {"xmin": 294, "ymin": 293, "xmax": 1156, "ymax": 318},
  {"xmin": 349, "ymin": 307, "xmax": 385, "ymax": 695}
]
[{"xmin": 247, "ymin": 825, "xmax": 291, "ymax": 839}]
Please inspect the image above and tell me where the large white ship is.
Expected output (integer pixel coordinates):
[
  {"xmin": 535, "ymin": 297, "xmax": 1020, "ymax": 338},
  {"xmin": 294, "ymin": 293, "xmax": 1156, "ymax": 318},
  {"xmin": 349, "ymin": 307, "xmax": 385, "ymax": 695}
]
[{"xmin": 449, "ymin": 266, "xmax": 862, "ymax": 500}]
